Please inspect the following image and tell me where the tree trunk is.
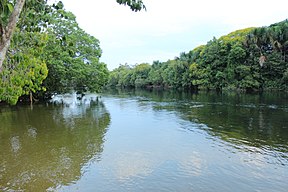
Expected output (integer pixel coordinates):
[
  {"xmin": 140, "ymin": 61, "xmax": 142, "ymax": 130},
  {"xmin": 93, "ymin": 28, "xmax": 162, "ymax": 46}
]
[
  {"xmin": 0, "ymin": 40, "xmax": 11, "ymax": 72},
  {"xmin": 30, "ymin": 91, "xmax": 33, "ymax": 105},
  {"xmin": 0, "ymin": 0, "xmax": 26, "ymax": 72}
]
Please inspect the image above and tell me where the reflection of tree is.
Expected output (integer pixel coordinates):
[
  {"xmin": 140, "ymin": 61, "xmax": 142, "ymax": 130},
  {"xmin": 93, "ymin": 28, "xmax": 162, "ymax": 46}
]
[
  {"xmin": 176, "ymin": 101, "xmax": 288, "ymax": 165},
  {"xmin": 167, "ymin": 91, "xmax": 288, "ymax": 155},
  {"xmin": 107, "ymin": 88, "xmax": 288, "ymax": 154},
  {"xmin": 104, "ymin": 87, "xmax": 199, "ymax": 102},
  {"xmin": 178, "ymin": 99, "xmax": 288, "ymax": 149},
  {"xmin": 0, "ymin": 98, "xmax": 110, "ymax": 191}
]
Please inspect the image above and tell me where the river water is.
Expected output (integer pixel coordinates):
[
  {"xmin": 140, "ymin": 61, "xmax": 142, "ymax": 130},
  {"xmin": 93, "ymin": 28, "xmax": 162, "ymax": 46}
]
[{"xmin": 0, "ymin": 89, "xmax": 288, "ymax": 191}]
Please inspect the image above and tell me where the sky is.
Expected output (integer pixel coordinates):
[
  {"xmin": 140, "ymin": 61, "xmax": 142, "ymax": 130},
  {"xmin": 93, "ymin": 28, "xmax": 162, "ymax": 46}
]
[{"xmin": 60, "ymin": 0, "xmax": 288, "ymax": 70}]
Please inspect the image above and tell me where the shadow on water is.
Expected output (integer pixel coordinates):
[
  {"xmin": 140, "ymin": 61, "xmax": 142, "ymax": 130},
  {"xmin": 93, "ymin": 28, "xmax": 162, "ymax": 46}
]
[
  {"xmin": 105, "ymin": 88, "xmax": 288, "ymax": 165},
  {"xmin": 0, "ymin": 93, "xmax": 110, "ymax": 191}
]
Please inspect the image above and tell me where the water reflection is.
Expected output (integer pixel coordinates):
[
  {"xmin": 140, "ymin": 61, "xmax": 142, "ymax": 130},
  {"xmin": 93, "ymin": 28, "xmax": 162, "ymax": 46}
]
[
  {"xmin": 0, "ymin": 95, "xmax": 110, "ymax": 191},
  {"xmin": 1, "ymin": 89, "xmax": 288, "ymax": 191},
  {"xmin": 104, "ymin": 88, "xmax": 288, "ymax": 166},
  {"xmin": 54, "ymin": 89, "xmax": 288, "ymax": 192},
  {"xmin": 113, "ymin": 151, "xmax": 154, "ymax": 181},
  {"xmin": 177, "ymin": 152, "xmax": 204, "ymax": 177}
]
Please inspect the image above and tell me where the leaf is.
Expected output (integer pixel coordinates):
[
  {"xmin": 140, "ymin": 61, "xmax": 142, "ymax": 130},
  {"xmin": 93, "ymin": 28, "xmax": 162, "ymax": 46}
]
[{"xmin": 7, "ymin": 3, "xmax": 14, "ymax": 13}]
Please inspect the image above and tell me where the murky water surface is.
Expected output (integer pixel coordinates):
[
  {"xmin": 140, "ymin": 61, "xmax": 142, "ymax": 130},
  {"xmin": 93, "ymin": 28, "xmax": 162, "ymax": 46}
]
[{"xmin": 1, "ymin": 90, "xmax": 288, "ymax": 191}]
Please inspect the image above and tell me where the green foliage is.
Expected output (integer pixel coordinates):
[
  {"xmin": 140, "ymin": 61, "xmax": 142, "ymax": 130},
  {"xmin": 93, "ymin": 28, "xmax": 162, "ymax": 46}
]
[
  {"xmin": 133, "ymin": 63, "xmax": 151, "ymax": 87},
  {"xmin": 0, "ymin": 0, "xmax": 14, "ymax": 27},
  {"xmin": 1, "ymin": 0, "xmax": 286, "ymax": 104},
  {"xmin": 116, "ymin": 0, "xmax": 146, "ymax": 11},
  {"xmin": 0, "ymin": 0, "xmax": 109, "ymax": 104},
  {"xmin": 189, "ymin": 63, "xmax": 208, "ymax": 88},
  {"xmin": 161, "ymin": 59, "xmax": 189, "ymax": 88},
  {"xmin": 148, "ymin": 61, "xmax": 164, "ymax": 86},
  {"xmin": 107, "ymin": 20, "xmax": 288, "ymax": 92},
  {"xmin": 42, "ymin": 8, "xmax": 108, "ymax": 94},
  {"xmin": 108, "ymin": 63, "xmax": 151, "ymax": 88},
  {"xmin": 0, "ymin": 31, "xmax": 48, "ymax": 104}
]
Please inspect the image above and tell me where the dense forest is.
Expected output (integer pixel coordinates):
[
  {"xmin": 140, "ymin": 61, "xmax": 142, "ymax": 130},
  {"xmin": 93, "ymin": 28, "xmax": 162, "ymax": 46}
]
[
  {"xmin": 108, "ymin": 20, "xmax": 288, "ymax": 92},
  {"xmin": 0, "ymin": 0, "xmax": 110, "ymax": 104},
  {"xmin": 0, "ymin": 0, "xmax": 145, "ymax": 105},
  {"xmin": 0, "ymin": 1, "xmax": 287, "ymax": 105}
]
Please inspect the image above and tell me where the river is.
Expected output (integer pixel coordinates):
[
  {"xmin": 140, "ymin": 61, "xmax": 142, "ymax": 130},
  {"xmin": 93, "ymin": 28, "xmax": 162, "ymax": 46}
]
[{"xmin": 0, "ymin": 89, "xmax": 288, "ymax": 191}]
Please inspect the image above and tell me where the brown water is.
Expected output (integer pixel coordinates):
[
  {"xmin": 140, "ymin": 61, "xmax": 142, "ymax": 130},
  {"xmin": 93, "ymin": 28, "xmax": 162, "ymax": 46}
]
[{"xmin": 0, "ymin": 90, "xmax": 288, "ymax": 191}]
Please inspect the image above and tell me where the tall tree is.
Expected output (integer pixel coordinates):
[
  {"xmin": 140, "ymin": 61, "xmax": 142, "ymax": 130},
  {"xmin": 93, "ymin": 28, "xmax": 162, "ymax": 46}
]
[
  {"xmin": 41, "ymin": 6, "xmax": 108, "ymax": 94},
  {"xmin": 0, "ymin": 0, "xmax": 146, "ymax": 71},
  {"xmin": 0, "ymin": 30, "xmax": 48, "ymax": 104},
  {"xmin": 1, "ymin": 0, "xmax": 144, "ymax": 104},
  {"xmin": 0, "ymin": 0, "xmax": 25, "ymax": 71}
]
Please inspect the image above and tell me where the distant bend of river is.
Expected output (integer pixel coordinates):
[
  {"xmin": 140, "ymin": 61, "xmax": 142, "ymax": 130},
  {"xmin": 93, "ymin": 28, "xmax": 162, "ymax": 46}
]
[{"xmin": 0, "ymin": 89, "xmax": 288, "ymax": 192}]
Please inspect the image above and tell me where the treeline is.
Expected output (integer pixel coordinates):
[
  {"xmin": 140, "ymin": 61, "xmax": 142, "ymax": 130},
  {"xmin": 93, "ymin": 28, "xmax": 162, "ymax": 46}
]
[
  {"xmin": 108, "ymin": 20, "xmax": 288, "ymax": 91},
  {"xmin": 0, "ymin": 0, "xmax": 109, "ymax": 105}
]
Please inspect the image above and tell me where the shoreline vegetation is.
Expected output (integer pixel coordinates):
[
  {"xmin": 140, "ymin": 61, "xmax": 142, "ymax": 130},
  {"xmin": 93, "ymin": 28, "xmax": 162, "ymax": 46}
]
[
  {"xmin": 0, "ymin": 0, "xmax": 145, "ymax": 105},
  {"xmin": 108, "ymin": 21, "xmax": 288, "ymax": 93},
  {"xmin": 0, "ymin": 1, "xmax": 287, "ymax": 105}
]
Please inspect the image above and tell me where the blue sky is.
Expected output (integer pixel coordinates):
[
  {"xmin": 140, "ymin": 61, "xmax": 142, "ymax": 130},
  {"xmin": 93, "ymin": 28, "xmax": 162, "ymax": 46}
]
[{"xmin": 60, "ymin": 0, "xmax": 288, "ymax": 70}]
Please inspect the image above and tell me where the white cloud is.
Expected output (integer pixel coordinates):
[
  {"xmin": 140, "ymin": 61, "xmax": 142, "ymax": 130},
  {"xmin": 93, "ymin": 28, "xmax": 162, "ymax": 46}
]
[{"xmin": 60, "ymin": 0, "xmax": 288, "ymax": 70}]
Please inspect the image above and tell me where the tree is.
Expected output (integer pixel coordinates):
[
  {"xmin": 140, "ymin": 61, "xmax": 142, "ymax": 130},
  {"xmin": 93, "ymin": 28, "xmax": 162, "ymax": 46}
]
[
  {"xmin": 41, "ymin": 7, "xmax": 108, "ymax": 94},
  {"xmin": 161, "ymin": 60, "xmax": 189, "ymax": 88},
  {"xmin": 246, "ymin": 21, "xmax": 288, "ymax": 90},
  {"xmin": 148, "ymin": 61, "xmax": 164, "ymax": 86},
  {"xmin": 0, "ymin": 30, "xmax": 48, "ymax": 104},
  {"xmin": 1, "ymin": 0, "xmax": 144, "ymax": 104},
  {"xmin": 107, "ymin": 64, "xmax": 132, "ymax": 87},
  {"xmin": 0, "ymin": 0, "xmax": 146, "ymax": 71},
  {"xmin": 0, "ymin": 0, "xmax": 26, "ymax": 72},
  {"xmin": 107, "ymin": 20, "xmax": 287, "ymax": 92},
  {"xmin": 133, "ymin": 63, "xmax": 151, "ymax": 87}
]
